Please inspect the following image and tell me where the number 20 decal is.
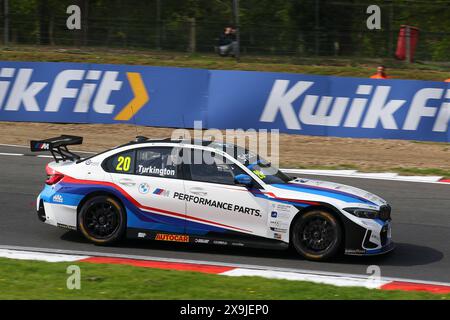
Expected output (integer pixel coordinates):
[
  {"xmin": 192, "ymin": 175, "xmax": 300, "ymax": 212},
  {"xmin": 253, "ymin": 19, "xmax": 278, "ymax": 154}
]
[{"xmin": 116, "ymin": 156, "xmax": 131, "ymax": 172}]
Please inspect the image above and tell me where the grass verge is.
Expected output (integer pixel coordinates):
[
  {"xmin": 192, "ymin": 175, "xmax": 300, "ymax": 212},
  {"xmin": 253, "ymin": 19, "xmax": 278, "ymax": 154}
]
[
  {"xmin": 0, "ymin": 258, "xmax": 449, "ymax": 300},
  {"xmin": 285, "ymin": 164, "xmax": 450, "ymax": 179},
  {"xmin": 1, "ymin": 45, "xmax": 449, "ymax": 81}
]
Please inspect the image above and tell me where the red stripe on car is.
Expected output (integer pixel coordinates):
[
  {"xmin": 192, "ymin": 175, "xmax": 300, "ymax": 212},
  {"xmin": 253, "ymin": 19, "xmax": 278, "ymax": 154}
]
[{"xmin": 62, "ymin": 176, "xmax": 252, "ymax": 233}]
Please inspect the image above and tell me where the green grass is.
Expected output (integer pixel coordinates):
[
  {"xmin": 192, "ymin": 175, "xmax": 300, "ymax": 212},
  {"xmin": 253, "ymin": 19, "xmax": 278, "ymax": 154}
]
[
  {"xmin": 0, "ymin": 257, "xmax": 449, "ymax": 300},
  {"xmin": 1, "ymin": 45, "xmax": 449, "ymax": 81},
  {"xmin": 390, "ymin": 167, "xmax": 450, "ymax": 178}
]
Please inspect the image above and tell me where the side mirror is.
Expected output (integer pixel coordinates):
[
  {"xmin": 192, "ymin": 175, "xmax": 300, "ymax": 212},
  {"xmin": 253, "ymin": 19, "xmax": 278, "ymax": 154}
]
[{"xmin": 234, "ymin": 174, "xmax": 253, "ymax": 187}]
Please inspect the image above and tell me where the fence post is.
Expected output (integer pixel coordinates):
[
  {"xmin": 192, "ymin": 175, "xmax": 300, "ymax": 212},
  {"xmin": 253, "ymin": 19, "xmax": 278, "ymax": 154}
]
[
  {"xmin": 188, "ymin": 17, "xmax": 196, "ymax": 53},
  {"xmin": 156, "ymin": 0, "xmax": 161, "ymax": 49},
  {"xmin": 3, "ymin": 0, "xmax": 9, "ymax": 45},
  {"xmin": 405, "ymin": 25, "xmax": 411, "ymax": 63},
  {"xmin": 233, "ymin": 0, "xmax": 240, "ymax": 62},
  {"xmin": 387, "ymin": 0, "xmax": 394, "ymax": 56},
  {"xmin": 314, "ymin": 0, "xmax": 320, "ymax": 55}
]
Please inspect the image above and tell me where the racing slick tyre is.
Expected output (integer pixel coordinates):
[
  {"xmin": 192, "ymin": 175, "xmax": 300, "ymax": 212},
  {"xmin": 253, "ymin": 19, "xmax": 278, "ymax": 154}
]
[
  {"xmin": 78, "ymin": 196, "xmax": 126, "ymax": 245},
  {"xmin": 291, "ymin": 210, "xmax": 342, "ymax": 261}
]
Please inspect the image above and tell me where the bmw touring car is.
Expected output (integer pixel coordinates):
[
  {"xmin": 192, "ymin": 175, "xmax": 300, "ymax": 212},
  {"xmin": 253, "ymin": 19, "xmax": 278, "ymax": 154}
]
[{"xmin": 31, "ymin": 135, "xmax": 394, "ymax": 261}]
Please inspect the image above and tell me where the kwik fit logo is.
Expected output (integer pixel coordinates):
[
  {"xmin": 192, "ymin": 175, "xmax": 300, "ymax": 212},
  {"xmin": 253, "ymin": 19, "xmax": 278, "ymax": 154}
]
[
  {"xmin": 260, "ymin": 80, "xmax": 450, "ymax": 132},
  {"xmin": 0, "ymin": 67, "xmax": 149, "ymax": 121}
]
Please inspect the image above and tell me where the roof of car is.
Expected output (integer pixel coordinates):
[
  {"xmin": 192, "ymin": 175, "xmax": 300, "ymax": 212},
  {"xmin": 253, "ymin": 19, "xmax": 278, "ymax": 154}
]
[
  {"xmin": 78, "ymin": 137, "xmax": 220, "ymax": 164},
  {"xmin": 119, "ymin": 136, "xmax": 233, "ymax": 148}
]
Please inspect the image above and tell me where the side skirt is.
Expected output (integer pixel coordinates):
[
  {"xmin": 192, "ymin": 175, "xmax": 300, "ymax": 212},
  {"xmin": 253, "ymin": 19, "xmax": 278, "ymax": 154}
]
[{"xmin": 126, "ymin": 228, "xmax": 289, "ymax": 250}]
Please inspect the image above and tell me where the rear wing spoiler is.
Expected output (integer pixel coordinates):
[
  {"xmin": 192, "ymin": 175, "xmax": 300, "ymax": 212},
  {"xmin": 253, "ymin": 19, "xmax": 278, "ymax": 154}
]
[{"xmin": 30, "ymin": 135, "xmax": 83, "ymax": 163}]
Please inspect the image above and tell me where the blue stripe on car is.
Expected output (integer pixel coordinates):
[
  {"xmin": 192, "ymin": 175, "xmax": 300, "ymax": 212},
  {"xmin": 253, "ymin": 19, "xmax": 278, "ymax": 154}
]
[{"xmin": 271, "ymin": 183, "xmax": 376, "ymax": 205}]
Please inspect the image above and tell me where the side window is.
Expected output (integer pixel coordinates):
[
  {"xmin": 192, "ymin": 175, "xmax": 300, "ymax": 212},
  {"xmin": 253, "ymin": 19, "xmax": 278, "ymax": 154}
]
[
  {"xmin": 135, "ymin": 147, "xmax": 179, "ymax": 179},
  {"xmin": 103, "ymin": 150, "xmax": 136, "ymax": 174},
  {"xmin": 188, "ymin": 149, "xmax": 247, "ymax": 185}
]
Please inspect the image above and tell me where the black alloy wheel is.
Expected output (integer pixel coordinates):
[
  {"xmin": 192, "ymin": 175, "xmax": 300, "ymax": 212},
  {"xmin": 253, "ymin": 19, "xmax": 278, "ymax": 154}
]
[
  {"xmin": 78, "ymin": 196, "xmax": 126, "ymax": 244},
  {"xmin": 291, "ymin": 210, "xmax": 342, "ymax": 261}
]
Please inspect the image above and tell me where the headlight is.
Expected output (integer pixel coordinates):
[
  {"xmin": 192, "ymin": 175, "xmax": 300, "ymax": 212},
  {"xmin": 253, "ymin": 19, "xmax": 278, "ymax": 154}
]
[{"xmin": 344, "ymin": 208, "xmax": 379, "ymax": 219}]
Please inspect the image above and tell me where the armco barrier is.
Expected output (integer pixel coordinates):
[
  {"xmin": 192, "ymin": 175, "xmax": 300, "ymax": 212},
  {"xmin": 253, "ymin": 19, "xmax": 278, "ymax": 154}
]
[{"xmin": 0, "ymin": 61, "xmax": 448, "ymax": 142}]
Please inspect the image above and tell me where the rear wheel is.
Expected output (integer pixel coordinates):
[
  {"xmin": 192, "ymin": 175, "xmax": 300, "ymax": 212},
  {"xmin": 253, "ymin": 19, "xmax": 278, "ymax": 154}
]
[
  {"xmin": 78, "ymin": 196, "xmax": 126, "ymax": 245},
  {"xmin": 291, "ymin": 210, "xmax": 342, "ymax": 261}
]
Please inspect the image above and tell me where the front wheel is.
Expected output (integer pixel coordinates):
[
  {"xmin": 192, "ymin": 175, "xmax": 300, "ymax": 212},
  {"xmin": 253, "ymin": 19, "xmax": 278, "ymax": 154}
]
[
  {"xmin": 291, "ymin": 210, "xmax": 342, "ymax": 261},
  {"xmin": 78, "ymin": 196, "xmax": 126, "ymax": 245}
]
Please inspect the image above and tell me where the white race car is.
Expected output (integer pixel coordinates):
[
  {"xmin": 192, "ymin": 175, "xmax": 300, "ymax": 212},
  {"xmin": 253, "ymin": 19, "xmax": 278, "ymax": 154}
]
[{"xmin": 32, "ymin": 135, "xmax": 394, "ymax": 261}]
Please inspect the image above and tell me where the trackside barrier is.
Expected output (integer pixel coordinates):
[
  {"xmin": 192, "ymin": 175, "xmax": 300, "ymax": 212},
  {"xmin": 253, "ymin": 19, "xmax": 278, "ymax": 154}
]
[{"xmin": 0, "ymin": 61, "xmax": 448, "ymax": 142}]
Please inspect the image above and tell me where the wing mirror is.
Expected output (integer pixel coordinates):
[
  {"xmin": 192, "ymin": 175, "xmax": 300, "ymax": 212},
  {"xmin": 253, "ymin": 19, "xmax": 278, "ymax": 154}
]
[{"xmin": 234, "ymin": 174, "xmax": 253, "ymax": 187}]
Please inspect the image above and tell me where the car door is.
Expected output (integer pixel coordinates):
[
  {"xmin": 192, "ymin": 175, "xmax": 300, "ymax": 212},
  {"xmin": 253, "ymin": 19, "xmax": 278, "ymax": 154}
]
[
  {"xmin": 182, "ymin": 147, "xmax": 270, "ymax": 240},
  {"xmin": 104, "ymin": 146, "xmax": 187, "ymax": 236}
]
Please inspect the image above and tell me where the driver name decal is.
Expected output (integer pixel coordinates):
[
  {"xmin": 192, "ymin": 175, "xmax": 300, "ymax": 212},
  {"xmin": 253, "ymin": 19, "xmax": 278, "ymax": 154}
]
[{"xmin": 137, "ymin": 165, "xmax": 175, "ymax": 176}]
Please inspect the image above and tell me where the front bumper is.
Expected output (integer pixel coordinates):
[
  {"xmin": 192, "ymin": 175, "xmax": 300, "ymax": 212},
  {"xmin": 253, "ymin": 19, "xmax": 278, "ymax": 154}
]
[{"xmin": 342, "ymin": 211, "xmax": 393, "ymax": 256}]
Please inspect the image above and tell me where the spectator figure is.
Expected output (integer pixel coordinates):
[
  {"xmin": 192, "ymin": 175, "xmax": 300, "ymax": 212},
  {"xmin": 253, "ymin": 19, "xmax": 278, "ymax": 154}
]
[
  {"xmin": 218, "ymin": 27, "xmax": 237, "ymax": 57},
  {"xmin": 370, "ymin": 65, "xmax": 389, "ymax": 79},
  {"xmin": 445, "ymin": 78, "xmax": 450, "ymax": 82}
]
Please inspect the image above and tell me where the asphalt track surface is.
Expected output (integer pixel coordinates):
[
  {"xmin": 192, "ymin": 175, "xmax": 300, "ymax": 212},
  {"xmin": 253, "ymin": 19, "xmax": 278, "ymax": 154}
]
[{"xmin": 0, "ymin": 145, "xmax": 449, "ymax": 283}]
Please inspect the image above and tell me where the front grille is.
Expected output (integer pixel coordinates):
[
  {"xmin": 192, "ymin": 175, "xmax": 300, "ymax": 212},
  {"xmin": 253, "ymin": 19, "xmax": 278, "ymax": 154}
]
[{"xmin": 379, "ymin": 204, "xmax": 391, "ymax": 221}]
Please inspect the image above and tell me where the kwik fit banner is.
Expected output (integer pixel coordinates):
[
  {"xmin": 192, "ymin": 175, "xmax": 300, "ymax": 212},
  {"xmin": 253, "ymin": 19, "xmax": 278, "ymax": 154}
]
[
  {"xmin": 0, "ymin": 61, "xmax": 209, "ymax": 127},
  {"xmin": 0, "ymin": 61, "xmax": 448, "ymax": 142}
]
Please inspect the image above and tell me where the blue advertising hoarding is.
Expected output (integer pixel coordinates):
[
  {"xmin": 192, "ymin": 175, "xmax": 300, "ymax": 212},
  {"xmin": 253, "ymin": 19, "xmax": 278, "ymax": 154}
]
[
  {"xmin": 0, "ymin": 61, "xmax": 448, "ymax": 142},
  {"xmin": 0, "ymin": 61, "xmax": 209, "ymax": 127},
  {"xmin": 208, "ymin": 70, "xmax": 450, "ymax": 142}
]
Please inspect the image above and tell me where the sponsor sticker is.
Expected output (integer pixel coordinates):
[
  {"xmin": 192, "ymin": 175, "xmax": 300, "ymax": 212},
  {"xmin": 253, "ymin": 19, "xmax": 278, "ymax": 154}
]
[
  {"xmin": 85, "ymin": 159, "xmax": 99, "ymax": 166},
  {"xmin": 345, "ymin": 249, "xmax": 366, "ymax": 254},
  {"xmin": 194, "ymin": 238, "xmax": 210, "ymax": 244},
  {"xmin": 138, "ymin": 183, "xmax": 150, "ymax": 194},
  {"xmin": 57, "ymin": 223, "xmax": 76, "ymax": 231},
  {"xmin": 155, "ymin": 233, "xmax": 189, "ymax": 243},
  {"xmin": 269, "ymin": 220, "xmax": 289, "ymax": 229},
  {"xmin": 52, "ymin": 194, "xmax": 64, "ymax": 203},
  {"xmin": 35, "ymin": 142, "xmax": 50, "ymax": 150},
  {"xmin": 231, "ymin": 242, "xmax": 245, "ymax": 247},
  {"xmin": 270, "ymin": 203, "xmax": 293, "ymax": 218},
  {"xmin": 153, "ymin": 188, "xmax": 170, "ymax": 197},
  {"xmin": 213, "ymin": 240, "xmax": 228, "ymax": 246}
]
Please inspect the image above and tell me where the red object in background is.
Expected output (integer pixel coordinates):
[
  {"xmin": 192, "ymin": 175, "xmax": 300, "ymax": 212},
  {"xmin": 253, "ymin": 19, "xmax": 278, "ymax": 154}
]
[{"xmin": 395, "ymin": 25, "xmax": 419, "ymax": 61}]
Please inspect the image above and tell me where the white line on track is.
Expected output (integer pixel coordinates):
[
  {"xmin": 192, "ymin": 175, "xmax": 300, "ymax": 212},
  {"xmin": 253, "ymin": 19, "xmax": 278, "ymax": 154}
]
[
  {"xmin": 0, "ymin": 248, "xmax": 89, "ymax": 262},
  {"xmin": 1, "ymin": 244, "xmax": 450, "ymax": 288},
  {"xmin": 281, "ymin": 169, "xmax": 449, "ymax": 185},
  {"xmin": 36, "ymin": 155, "xmax": 54, "ymax": 158},
  {"xmin": 0, "ymin": 152, "xmax": 24, "ymax": 156}
]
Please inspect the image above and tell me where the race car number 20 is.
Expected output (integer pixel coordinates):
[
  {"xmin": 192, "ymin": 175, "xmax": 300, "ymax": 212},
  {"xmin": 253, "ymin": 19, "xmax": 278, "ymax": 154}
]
[{"xmin": 116, "ymin": 156, "xmax": 131, "ymax": 172}]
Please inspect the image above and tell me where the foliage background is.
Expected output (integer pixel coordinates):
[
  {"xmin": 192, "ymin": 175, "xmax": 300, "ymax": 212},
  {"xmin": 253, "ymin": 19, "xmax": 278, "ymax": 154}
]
[{"xmin": 1, "ymin": 0, "xmax": 449, "ymax": 61}]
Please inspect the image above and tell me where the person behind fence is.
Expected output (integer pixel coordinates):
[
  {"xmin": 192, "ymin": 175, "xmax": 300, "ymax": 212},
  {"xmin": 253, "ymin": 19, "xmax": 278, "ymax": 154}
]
[
  {"xmin": 370, "ymin": 65, "xmax": 389, "ymax": 79},
  {"xmin": 218, "ymin": 27, "xmax": 237, "ymax": 57}
]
